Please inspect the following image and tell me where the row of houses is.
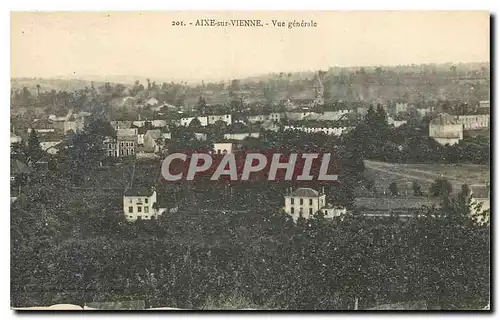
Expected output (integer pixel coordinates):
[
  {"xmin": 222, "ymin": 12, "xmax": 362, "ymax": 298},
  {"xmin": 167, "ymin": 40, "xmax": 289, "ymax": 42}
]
[
  {"xmin": 29, "ymin": 110, "xmax": 92, "ymax": 135},
  {"xmin": 104, "ymin": 127, "xmax": 168, "ymax": 159},
  {"xmin": 282, "ymin": 185, "xmax": 490, "ymax": 223},
  {"xmin": 429, "ymin": 112, "xmax": 490, "ymax": 145},
  {"xmin": 123, "ymin": 184, "xmax": 489, "ymax": 224}
]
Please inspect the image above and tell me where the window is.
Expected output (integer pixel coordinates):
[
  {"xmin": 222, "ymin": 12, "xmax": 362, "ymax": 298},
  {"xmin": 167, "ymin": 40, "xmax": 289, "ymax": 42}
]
[
  {"xmin": 291, "ymin": 198, "xmax": 294, "ymax": 205},
  {"xmin": 291, "ymin": 207, "xmax": 295, "ymax": 214},
  {"xmin": 138, "ymin": 206, "xmax": 142, "ymax": 213},
  {"xmin": 144, "ymin": 216, "xmax": 148, "ymax": 219},
  {"xmin": 309, "ymin": 199, "xmax": 313, "ymax": 205},
  {"xmin": 128, "ymin": 206, "xmax": 133, "ymax": 213},
  {"xmin": 145, "ymin": 198, "xmax": 148, "ymax": 204},
  {"xmin": 309, "ymin": 208, "xmax": 313, "ymax": 215},
  {"xmin": 144, "ymin": 207, "xmax": 149, "ymax": 213},
  {"xmin": 129, "ymin": 199, "xmax": 133, "ymax": 203},
  {"xmin": 300, "ymin": 198, "xmax": 303, "ymax": 205}
]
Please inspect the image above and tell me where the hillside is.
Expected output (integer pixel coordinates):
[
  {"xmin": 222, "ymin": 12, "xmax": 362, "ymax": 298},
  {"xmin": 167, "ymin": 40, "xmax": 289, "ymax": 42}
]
[
  {"xmin": 11, "ymin": 62, "xmax": 490, "ymax": 105},
  {"xmin": 11, "ymin": 78, "xmax": 109, "ymax": 92}
]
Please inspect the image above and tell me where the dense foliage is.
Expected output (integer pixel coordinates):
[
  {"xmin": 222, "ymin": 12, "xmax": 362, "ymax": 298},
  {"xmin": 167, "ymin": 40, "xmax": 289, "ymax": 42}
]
[
  {"xmin": 11, "ymin": 118, "xmax": 490, "ymax": 310},
  {"xmin": 11, "ymin": 175, "xmax": 490, "ymax": 309}
]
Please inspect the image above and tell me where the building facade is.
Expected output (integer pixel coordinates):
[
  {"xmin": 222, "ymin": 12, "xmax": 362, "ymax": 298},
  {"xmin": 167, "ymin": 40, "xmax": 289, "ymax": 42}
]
[
  {"xmin": 284, "ymin": 188, "xmax": 327, "ymax": 221},
  {"xmin": 123, "ymin": 188, "xmax": 158, "ymax": 221},
  {"xmin": 429, "ymin": 114, "xmax": 464, "ymax": 146},
  {"xmin": 213, "ymin": 142, "xmax": 234, "ymax": 155},
  {"xmin": 456, "ymin": 114, "xmax": 490, "ymax": 130},
  {"xmin": 117, "ymin": 136, "xmax": 137, "ymax": 157}
]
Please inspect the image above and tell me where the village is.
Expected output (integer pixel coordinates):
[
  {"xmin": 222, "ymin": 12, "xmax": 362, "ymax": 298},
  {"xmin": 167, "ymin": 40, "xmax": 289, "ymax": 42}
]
[{"xmin": 10, "ymin": 70, "xmax": 491, "ymax": 227}]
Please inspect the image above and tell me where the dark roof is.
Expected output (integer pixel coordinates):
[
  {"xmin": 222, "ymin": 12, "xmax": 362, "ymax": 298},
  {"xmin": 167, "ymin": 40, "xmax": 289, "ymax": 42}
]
[
  {"xmin": 124, "ymin": 186, "xmax": 154, "ymax": 197},
  {"xmin": 289, "ymin": 188, "xmax": 320, "ymax": 197},
  {"xmin": 137, "ymin": 126, "xmax": 148, "ymax": 135}
]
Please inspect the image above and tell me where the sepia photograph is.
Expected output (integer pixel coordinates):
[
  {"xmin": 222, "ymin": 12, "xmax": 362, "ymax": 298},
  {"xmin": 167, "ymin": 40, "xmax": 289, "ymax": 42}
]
[{"xmin": 10, "ymin": 11, "xmax": 491, "ymax": 311}]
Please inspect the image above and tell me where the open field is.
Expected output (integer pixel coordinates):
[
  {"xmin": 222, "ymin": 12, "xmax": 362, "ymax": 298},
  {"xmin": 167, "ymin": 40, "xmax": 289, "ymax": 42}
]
[{"xmin": 364, "ymin": 160, "xmax": 490, "ymax": 196}]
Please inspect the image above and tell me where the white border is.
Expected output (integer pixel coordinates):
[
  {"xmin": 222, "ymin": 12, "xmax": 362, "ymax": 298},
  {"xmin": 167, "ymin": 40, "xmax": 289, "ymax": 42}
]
[{"xmin": 3, "ymin": 1, "xmax": 497, "ymax": 319}]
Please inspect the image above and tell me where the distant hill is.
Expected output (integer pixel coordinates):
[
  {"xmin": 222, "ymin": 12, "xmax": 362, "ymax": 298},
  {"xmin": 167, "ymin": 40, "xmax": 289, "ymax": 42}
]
[
  {"xmin": 11, "ymin": 78, "xmax": 108, "ymax": 92},
  {"xmin": 11, "ymin": 62, "xmax": 490, "ymax": 104}
]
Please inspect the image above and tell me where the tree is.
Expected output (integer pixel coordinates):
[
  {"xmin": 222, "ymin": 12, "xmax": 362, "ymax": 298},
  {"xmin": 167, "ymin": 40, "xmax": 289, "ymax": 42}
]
[
  {"xmin": 188, "ymin": 117, "xmax": 202, "ymax": 129},
  {"xmin": 430, "ymin": 178, "xmax": 453, "ymax": 197},
  {"xmin": 196, "ymin": 96, "xmax": 207, "ymax": 114},
  {"xmin": 26, "ymin": 129, "xmax": 42, "ymax": 164},
  {"xmin": 389, "ymin": 182, "xmax": 399, "ymax": 196},
  {"xmin": 412, "ymin": 181, "xmax": 423, "ymax": 196}
]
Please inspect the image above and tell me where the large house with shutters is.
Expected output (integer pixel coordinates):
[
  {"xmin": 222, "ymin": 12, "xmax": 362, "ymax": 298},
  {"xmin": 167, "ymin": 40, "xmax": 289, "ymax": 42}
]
[
  {"xmin": 123, "ymin": 187, "xmax": 158, "ymax": 222},
  {"xmin": 284, "ymin": 187, "xmax": 346, "ymax": 222}
]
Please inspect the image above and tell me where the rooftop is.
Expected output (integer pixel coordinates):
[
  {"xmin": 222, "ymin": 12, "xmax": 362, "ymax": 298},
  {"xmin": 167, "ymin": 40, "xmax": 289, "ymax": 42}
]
[
  {"xmin": 288, "ymin": 188, "xmax": 321, "ymax": 198},
  {"xmin": 124, "ymin": 186, "xmax": 155, "ymax": 197}
]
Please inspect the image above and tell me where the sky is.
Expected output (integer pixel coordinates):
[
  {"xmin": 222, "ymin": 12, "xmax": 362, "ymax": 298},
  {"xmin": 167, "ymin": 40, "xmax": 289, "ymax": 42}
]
[{"xmin": 11, "ymin": 11, "xmax": 490, "ymax": 82}]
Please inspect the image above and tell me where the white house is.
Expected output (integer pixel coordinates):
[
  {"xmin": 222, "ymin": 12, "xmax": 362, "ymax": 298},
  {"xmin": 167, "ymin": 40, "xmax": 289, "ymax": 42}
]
[
  {"xmin": 415, "ymin": 107, "xmax": 431, "ymax": 118},
  {"xmin": 123, "ymin": 187, "xmax": 158, "ymax": 221},
  {"xmin": 194, "ymin": 132, "xmax": 208, "ymax": 141},
  {"xmin": 479, "ymin": 100, "xmax": 490, "ymax": 110},
  {"xmin": 429, "ymin": 114, "xmax": 464, "ymax": 146},
  {"xmin": 143, "ymin": 129, "xmax": 162, "ymax": 153},
  {"xmin": 10, "ymin": 133, "xmax": 22, "ymax": 145},
  {"xmin": 261, "ymin": 120, "xmax": 280, "ymax": 132},
  {"xmin": 39, "ymin": 139, "xmax": 62, "ymax": 154},
  {"xmin": 213, "ymin": 142, "xmax": 234, "ymax": 155},
  {"xmin": 151, "ymin": 119, "xmax": 167, "ymax": 128},
  {"xmin": 180, "ymin": 116, "xmax": 209, "ymax": 127},
  {"xmin": 48, "ymin": 110, "xmax": 73, "ymax": 122},
  {"xmin": 387, "ymin": 117, "xmax": 408, "ymax": 128},
  {"xmin": 162, "ymin": 132, "xmax": 172, "ymax": 140},
  {"xmin": 137, "ymin": 133, "xmax": 145, "ymax": 145},
  {"xmin": 63, "ymin": 118, "xmax": 85, "ymax": 134},
  {"xmin": 110, "ymin": 120, "xmax": 133, "ymax": 130},
  {"xmin": 283, "ymin": 124, "xmax": 350, "ymax": 136},
  {"xmin": 269, "ymin": 112, "xmax": 283, "ymax": 122},
  {"xmin": 132, "ymin": 120, "xmax": 146, "ymax": 128},
  {"xmin": 146, "ymin": 97, "xmax": 159, "ymax": 106},
  {"xmin": 320, "ymin": 203, "xmax": 348, "ymax": 219},
  {"xmin": 104, "ymin": 137, "xmax": 118, "ymax": 157},
  {"xmin": 284, "ymin": 188, "xmax": 330, "ymax": 222},
  {"xmin": 285, "ymin": 109, "xmax": 312, "ymax": 121},
  {"xmin": 247, "ymin": 114, "xmax": 268, "ymax": 124},
  {"xmin": 117, "ymin": 128, "xmax": 138, "ymax": 137},
  {"xmin": 320, "ymin": 110, "xmax": 350, "ymax": 121},
  {"xmin": 456, "ymin": 114, "xmax": 490, "ymax": 130},
  {"xmin": 223, "ymin": 132, "xmax": 260, "ymax": 141},
  {"xmin": 395, "ymin": 102, "xmax": 409, "ymax": 114},
  {"xmin": 207, "ymin": 114, "xmax": 232, "ymax": 125}
]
